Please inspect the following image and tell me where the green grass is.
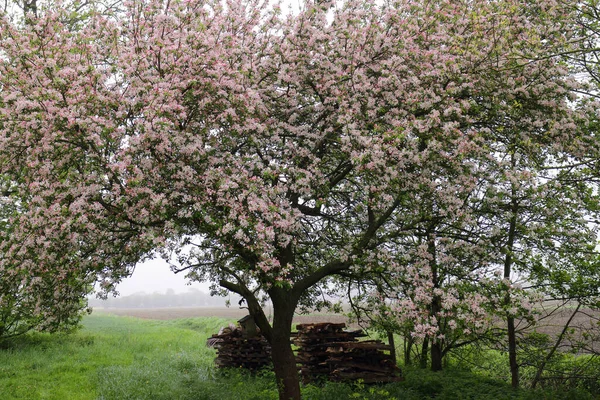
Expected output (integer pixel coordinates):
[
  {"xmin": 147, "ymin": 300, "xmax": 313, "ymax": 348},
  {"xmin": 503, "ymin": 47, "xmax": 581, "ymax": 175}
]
[
  {"xmin": 0, "ymin": 315, "xmax": 228, "ymax": 400},
  {"xmin": 0, "ymin": 315, "xmax": 597, "ymax": 400}
]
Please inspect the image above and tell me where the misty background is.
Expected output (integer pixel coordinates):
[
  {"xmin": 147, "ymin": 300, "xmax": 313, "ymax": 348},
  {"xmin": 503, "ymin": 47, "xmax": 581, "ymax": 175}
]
[{"xmin": 89, "ymin": 259, "xmax": 241, "ymax": 309}]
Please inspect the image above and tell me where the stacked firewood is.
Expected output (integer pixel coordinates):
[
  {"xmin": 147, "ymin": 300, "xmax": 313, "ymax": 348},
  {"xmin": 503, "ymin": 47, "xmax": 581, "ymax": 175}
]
[
  {"xmin": 326, "ymin": 340, "xmax": 403, "ymax": 383},
  {"xmin": 293, "ymin": 323, "xmax": 360, "ymax": 382},
  {"xmin": 209, "ymin": 326, "xmax": 272, "ymax": 370},
  {"xmin": 294, "ymin": 322, "xmax": 402, "ymax": 383},
  {"xmin": 208, "ymin": 321, "xmax": 401, "ymax": 382}
]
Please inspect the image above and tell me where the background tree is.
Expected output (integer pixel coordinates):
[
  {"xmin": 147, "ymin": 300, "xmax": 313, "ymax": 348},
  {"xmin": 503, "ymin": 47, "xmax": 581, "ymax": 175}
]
[
  {"xmin": 0, "ymin": 0, "xmax": 126, "ymax": 341},
  {"xmin": 345, "ymin": 0, "xmax": 600, "ymax": 380},
  {"xmin": 0, "ymin": 178, "xmax": 92, "ymax": 340}
]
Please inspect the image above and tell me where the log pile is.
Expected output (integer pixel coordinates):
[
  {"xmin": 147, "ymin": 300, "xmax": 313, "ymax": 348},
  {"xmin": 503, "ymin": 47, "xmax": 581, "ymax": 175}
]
[
  {"xmin": 326, "ymin": 340, "xmax": 403, "ymax": 383},
  {"xmin": 209, "ymin": 326, "xmax": 272, "ymax": 370},
  {"xmin": 208, "ymin": 320, "xmax": 402, "ymax": 382},
  {"xmin": 294, "ymin": 322, "xmax": 362, "ymax": 382},
  {"xmin": 294, "ymin": 322, "xmax": 401, "ymax": 383}
]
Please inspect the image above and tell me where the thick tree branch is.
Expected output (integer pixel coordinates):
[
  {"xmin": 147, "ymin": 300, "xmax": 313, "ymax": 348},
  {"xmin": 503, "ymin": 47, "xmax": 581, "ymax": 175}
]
[
  {"xmin": 218, "ymin": 278, "xmax": 273, "ymax": 341},
  {"xmin": 292, "ymin": 259, "xmax": 351, "ymax": 296}
]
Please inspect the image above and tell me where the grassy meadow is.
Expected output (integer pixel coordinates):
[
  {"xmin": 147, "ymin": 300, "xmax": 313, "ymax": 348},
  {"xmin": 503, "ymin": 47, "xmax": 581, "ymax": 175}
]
[{"xmin": 0, "ymin": 314, "xmax": 596, "ymax": 400}]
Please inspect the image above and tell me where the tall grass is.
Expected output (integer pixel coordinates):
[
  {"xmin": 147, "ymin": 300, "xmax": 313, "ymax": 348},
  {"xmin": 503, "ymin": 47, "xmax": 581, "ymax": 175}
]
[
  {"xmin": 0, "ymin": 314, "xmax": 597, "ymax": 399},
  {"xmin": 0, "ymin": 315, "xmax": 228, "ymax": 400}
]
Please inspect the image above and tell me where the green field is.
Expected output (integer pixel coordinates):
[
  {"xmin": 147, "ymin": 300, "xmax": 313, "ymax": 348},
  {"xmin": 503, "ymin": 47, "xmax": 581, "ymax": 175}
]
[{"xmin": 0, "ymin": 314, "xmax": 595, "ymax": 400}]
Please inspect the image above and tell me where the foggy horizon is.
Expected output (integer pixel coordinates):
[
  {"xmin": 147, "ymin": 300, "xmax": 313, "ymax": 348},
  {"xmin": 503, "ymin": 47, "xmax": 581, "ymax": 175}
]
[{"xmin": 109, "ymin": 258, "xmax": 212, "ymax": 297}]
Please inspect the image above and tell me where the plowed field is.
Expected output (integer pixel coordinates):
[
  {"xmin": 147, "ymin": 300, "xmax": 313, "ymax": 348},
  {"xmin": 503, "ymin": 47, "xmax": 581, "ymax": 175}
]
[{"xmin": 92, "ymin": 306, "xmax": 351, "ymax": 326}]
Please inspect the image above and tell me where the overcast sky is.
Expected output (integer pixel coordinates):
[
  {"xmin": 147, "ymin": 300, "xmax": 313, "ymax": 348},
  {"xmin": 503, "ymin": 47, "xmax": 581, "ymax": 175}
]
[{"xmin": 114, "ymin": 258, "xmax": 211, "ymax": 296}]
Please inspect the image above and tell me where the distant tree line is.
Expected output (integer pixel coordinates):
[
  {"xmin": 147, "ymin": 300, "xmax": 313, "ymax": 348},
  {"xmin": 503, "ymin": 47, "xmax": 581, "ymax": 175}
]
[{"xmin": 88, "ymin": 289, "xmax": 240, "ymax": 309}]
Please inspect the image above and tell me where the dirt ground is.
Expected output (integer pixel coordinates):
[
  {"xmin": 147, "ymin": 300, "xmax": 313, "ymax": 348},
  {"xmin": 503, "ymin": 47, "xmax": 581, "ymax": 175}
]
[{"xmin": 92, "ymin": 306, "xmax": 352, "ymax": 326}]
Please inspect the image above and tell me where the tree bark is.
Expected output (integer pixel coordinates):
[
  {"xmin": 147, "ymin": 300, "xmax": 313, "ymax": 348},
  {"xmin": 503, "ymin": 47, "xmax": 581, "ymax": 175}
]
[
  {"xmin": 430, "ymin": 295, "xmax": 443, "ymax": 371},
  {"xmin": 219, "ymin": 280, "xmax": 301, "ymax": 400},
  {"xmin": 428, "ymin": 228, "xmax": 443, "ymax": 372},
  {"xmin": 271, "ymin": 323, "xmax": 300, "ymax": 400},
  {"xmin": 504, "ymin": 181, "xmax": 519, "ymax": 388},
  {"xmin": 507, "ymin": 315, "xmax": 519, "ymax": 388},
  {"xmin": 270, "ymin": 289, "xmax": 301, "ymax": 400},
  {"xmin": 387, "ymin": 330, "xmax": 397, "ymax": 365},
  {"xmin": 430, "ymin": 339, "xmax": 443, "ymax": 372},
  {"xmin": 404, "ymin": 332, "xmax": 414, "ymax": 366},
  {"xmin": 420, "ymin": 336, "xmax": 429, "ymax": 369}
]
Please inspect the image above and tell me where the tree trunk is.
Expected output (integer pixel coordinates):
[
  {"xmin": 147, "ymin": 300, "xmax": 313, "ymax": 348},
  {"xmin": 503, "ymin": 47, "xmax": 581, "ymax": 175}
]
[
  {"xmin": 232, "ymin": 283, "xmax": 301, "ymax": 400},
  {"xmin": 270, "ymin": 291, "xmax": 301, "ymax": 400},
  {"xmin": 387, "ymin": 330, "xmax": 397, "ymax": 365},
  {"xmin": 505, "ymin": 179, "xmax": 519, "ymax": 388},
  {"xmin": 420, "ymin": 336, "xmax": 429, "ymax": 369},
  {"xmin": 404, "ymin": 332, "xmax": 414, "ymax": 366},
  {"xmin": 428, "ymin": 230, "xmax": 443, "ymax": 372},
  {"xmin": 430, "ymin": 296, "xmax": 443, "ymax": 372},
  {"xmin": 507, "ymin": 315, "xmax": 519, "ymax": 388},
  {"xmin": 271, "ymin": 324, "xmax": 300, "ymax": 400},
  {"xmin": 430, "ymin": 340, "xmax": 443, "ymax": 372}
]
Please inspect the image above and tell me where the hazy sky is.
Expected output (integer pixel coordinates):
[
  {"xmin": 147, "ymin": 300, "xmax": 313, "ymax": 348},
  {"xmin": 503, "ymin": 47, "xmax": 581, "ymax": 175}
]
[{"xmin": 115, "ymin": 258, "xmax": 211, "ymax": 296}]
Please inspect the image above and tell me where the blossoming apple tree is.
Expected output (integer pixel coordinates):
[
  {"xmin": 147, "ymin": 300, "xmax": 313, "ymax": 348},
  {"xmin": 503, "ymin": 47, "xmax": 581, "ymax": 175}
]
[
  {"xmin": 345, "ymin": 1, "xmax": 600, "ymax": 382},
  {"xmin": 0, "ymin": 0, "xmax": 594, "ymax": 398},
  {"xmin": 0, "ymin": 176, "xmax": 92, "ymax": 338}
]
